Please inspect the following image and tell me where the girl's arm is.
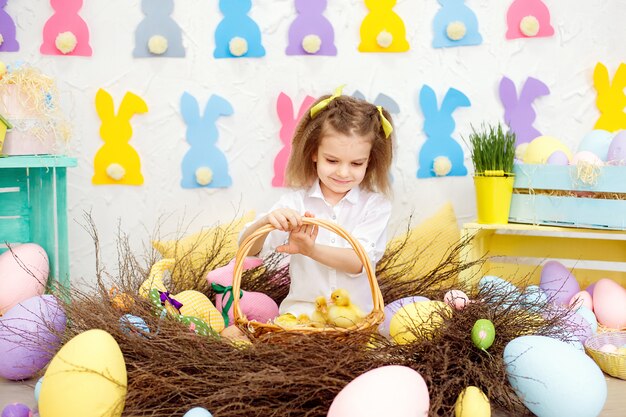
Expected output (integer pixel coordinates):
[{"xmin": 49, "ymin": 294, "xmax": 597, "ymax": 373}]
[{"xmin": 306, "ymin": 245, "xmax": 363, "ymax": 275}]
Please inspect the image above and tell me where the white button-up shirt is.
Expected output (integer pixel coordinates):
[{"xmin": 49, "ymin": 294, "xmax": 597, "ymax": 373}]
[{"xmin": 249, "ymin": 181, "xmax": 392, "ymax": 318}]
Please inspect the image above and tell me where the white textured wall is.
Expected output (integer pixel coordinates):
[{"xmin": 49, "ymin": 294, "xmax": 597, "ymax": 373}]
[{"xmin": 4, "ymin": 0, "xmax": 625, "ymax": 286}]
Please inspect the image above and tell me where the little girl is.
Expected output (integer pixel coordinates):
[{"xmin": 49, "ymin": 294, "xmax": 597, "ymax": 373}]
[{"xmin": 240, "ymin": 87, "xmax": 395, "ymax": 321}]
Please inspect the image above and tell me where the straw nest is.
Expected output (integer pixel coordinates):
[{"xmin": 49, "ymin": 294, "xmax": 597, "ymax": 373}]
[{"xmin": 51, "ymin": 214, "xmax": 581, "ymax": 417}]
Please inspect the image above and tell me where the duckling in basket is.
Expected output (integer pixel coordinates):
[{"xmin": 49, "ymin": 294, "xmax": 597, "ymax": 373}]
[{"xmin": 327, "ymin": 288, "xmax": 366, "ymax": 329}]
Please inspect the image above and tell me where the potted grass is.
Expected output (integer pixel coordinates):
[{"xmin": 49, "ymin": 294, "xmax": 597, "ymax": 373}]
[{"xmin": 467, "ymin": 123, "xmax": 516, "ymax": 224}]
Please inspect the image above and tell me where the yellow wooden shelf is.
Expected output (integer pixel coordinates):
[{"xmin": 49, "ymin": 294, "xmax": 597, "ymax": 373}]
[{"xmin": 459, "ymin": 222, "xmax": 626, "ymax": 289}]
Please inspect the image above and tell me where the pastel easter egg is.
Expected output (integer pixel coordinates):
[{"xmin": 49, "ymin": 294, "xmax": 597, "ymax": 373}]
[
  {"xmin": 183, "ymin": 407, "xmax": 213, "ymax": 417},
  {"xmin": 471, "ymin": 319, "xmax": 496, "ymax": 350},
  {"xmin": 523, "ymin": 136, "xmax": 573, "ymax": 164},
  {"xmin": 35, "ymin": 376, "xmax": 44, "ymax": 403},
  {"xmin": 390, "ymin": 301, "xmax": 451, "ymax": 344},
  {"xmin": 586, "ymin": 282, "xmax": 597, "ymax": 297},
  {"xmin": 546, "ymin": 150, "xmax": 569, "ymax": 165},
  {"xmin": 478, "ymin": 275, "xmax": 521, "ymax": 308},
  {"xmin": 39, "ymin": 329, "xmax": 127, "ymax": 417},
  {"xmin": 575, "ymin": 306, "xmax": 598, "ymax": 334},
  {"xmin": 570, "ymin": 151, "xmax": 604, "ymax": 166},
  {"xmin": 577, "ymin": 130, "xmax": 613, "ymax": 161},
  {"xmin": 521, "ymin": 285, "xmax": 548, "ymax": 311},
  {"xmin": 0, "ymin": 295, "xmax": 66, "ymax": 380},
  {"xmin": 454, "ymin": 386, "xmax": 490, "ymax": 417},
  {"xmin": 444, "ymin": 290, "xmax": 469, "ymax": 310},
  {"xmin": 504, "ymin": 335, "xmax": 607, "ymax": 417},
  {"xmin": 539, "ymin": 261, "xmax": 580, "ymax": 305},
  {"xmin": 327, "ymin": 366, "xmax": 429, "ymax": 417},
  {"xmin": 607, "ymin": 130, "xmax": 626, "ymax": 164},
  {"xmin": 592, "ymin": 278, "xmax": 626, "ymax": 329},
  {"xmin": 599, "ymin": 343, "xmax": 617, "ymax": 353},
  {"xmin": 0, "ymin": 243, "xmax": 49, "ymax": 314},
  {"xmin": 1, "ymin": 403, "xmax": 31, "ymax": 417},
  {"xmin": 569, "ymin": 290, "xmax": 593, "ymax": 311},
  {"xmin": 119, "ymin": 314, "xmax": 150, "ymax": 335},
  {"xmin": 379, "ymin": 296, "xmax": 429, "ymax": 339}
]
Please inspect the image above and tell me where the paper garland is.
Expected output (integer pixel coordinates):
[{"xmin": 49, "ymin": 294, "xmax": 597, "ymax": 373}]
[
  {"xmin": 286, "ymin": 0, "xmax": 337, "ymax": 56},
  {"xmin": 417, "ymin": 85, "xmax": 470, "ymax": 178},
  {"xmin": 432, "ymin": 0, "xmax": 482, "ymax": 48},
  {"xmin": 214, "ymin": 0, "xmax": 265, "ymax": 59},
  {"xmin": 358, "ymin": 0, "xmax": 409, "ymax": 52},
  {"xmin": 93, "ymin": 89, "xmax": 148, "ymax": 185},
  {"xmin": 0, "ymin": 0, "xmax": 19, "ymax": 52},
  {"xmin": 180, "ymin": 92, "xmax": 234, "ymax": 189},
  {"xmin": 133, "ymin": 0, "xmax": 185, "ymax": 58},
  {"xmin": 272, "ymin": 93, "xmax": 316, "ymax": 187},
  {"xmin": 40, "ymin": 0, "xmax": 92, "ymax": 56},
  {"xmin": 499, "ymin": 76, "xmax": 550, "ymax": 146}
]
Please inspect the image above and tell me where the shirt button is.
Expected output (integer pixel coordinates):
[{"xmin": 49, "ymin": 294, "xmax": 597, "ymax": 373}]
[
  {"xmin": 332, "ymin": 214, "xmax": 336, "ymax": 220},
  {"xmin": 331, "ymin": 238, "xmax": 335, "ymax": 243}
]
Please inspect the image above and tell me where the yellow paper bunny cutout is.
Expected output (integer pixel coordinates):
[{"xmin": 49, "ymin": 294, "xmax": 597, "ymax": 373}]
[
  {"xmin": 93, "ymin": 89, "xmax": 148, "ymax": 185},
  {"xmin": 140, "ymin": 258, "xmax": 225, "ymax": 333},
  {"xmin": 358, "ymin": 0, "xmax": 409, "ymax": 52},
  {"xmin": 593, "ymin": 62, "xmax": 626, "ymax": 132}
]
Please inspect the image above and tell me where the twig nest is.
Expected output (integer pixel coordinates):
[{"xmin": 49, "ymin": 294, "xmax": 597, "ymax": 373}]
[
  {"xmin": 433, "ymin": 156, "xmax": 452, "ymax": 176},
  {"xmin": 520, "ymin": 15, "xmax": 540, "ymax": 37},
  {"xmin": 229, "ymin": 37, "xmax": 248, "ymax": 57},
  {"xmin": 106, "ymin": 163, "xmax": 126, "ymax": 181},
  {"xmin": 55, "ymin": 31, "xmax": 78, "ymax": 54},
  {"xmin": 376, "ymin": 30, "xmax": 393, "ymax": 48},
  {"xmin": 195, "ymin": 167, "xmax": 213, "ymax": 185},
  {"xmin": 148, "ymin": 35, "xmax": 169, "ymax": 55},
  {"xmin": 302, "ymin": 34, "xmax": 321, "ymax": 54},
  {"xmin": 446, "ymin": 21, "xmax": 467, "ymax": 41}
]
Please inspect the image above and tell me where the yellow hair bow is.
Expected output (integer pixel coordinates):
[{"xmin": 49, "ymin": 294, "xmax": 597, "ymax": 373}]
[
  {"xmin": 377, "ymin": 106, "xmax": 393, "ymax": 138},
  {"xmin": 310, "ymin": 85, "xmax": 345, "ymax": 118}
]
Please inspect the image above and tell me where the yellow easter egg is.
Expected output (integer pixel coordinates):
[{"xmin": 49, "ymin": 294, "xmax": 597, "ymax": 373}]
[
  {"xmin": 523, "ymin": 136, "xmax": 573, "ymax": 164},
  {"xmin": 174, "ymin": 290, "xmax": 225, "ymax": 333},
  {"xmin": 390, "ymin": 301, "xmax": 451, "ymax": 344},
  {"xmin": 39, "ymin": 329, "xmax": 127, "ymax": 417},
  {"xmin": 455, "ymin": 386, "xmax": 491, "ymax": 417}
]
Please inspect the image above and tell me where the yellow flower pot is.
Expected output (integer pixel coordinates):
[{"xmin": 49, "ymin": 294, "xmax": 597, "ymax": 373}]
[{"xmin": 474, "ymin": 174, "xmax": 515, "ymax": 224}]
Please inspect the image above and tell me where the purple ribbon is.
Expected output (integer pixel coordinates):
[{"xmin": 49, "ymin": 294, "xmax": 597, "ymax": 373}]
[{"xmin": 159, "ymin": 291, "xmax": 183, "ymax": 311}]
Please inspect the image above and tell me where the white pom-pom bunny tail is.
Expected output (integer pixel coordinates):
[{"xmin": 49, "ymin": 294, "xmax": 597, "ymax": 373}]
[
  {"xmin": 106, "ymin": 163, "xmax": 126, "ymax": 181},
  {"xmin": 302, "ymin": 35, "xmax": 321, "ymax": 54},
  {"xmin": 376, "ymin": 31, "xmax": 393, "ymax": 48},
  {"xmin": 0, "ymin": 34, "xmax": 4, "ymax": 47},
  {"xmin": 55, "ymin": 31, "xmax": 78, "ymax": 54},
  {"xmin": 446, "ymin": 22, "xmax": 467, "ymax": 41},
  {"xmin": 520, "ymin": 16, "xmax": 540, "ymax": 37},
  {"xmin": 195, "ymin": 167, "xmax": 213, "ymax": 186},
  {"xmin": 433, "ymin": 156, "xmax": 452, "ymax": 176},
  {"xmin": 229, "ymin": 37, "xmax": 248, "ymax": 57},
  {"xmin": 148, "ymin": 35, "xmax": 169, "ymax": 55}
]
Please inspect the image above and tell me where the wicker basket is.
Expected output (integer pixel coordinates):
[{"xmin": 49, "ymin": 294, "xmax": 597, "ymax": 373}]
[
  {"xmin": 231, "ymin": 217, "xmax": 385, "ymax": 338},
  {"xmin": 584, "ymin": 331, "xmax": 626, "ymax": 380}
]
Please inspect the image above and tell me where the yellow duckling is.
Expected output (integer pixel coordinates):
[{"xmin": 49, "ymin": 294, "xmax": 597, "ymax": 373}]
[
  {"xmin": 327, "ymin": 289, "xmax": 366, "ymax": 329},
  {"xmin": 310, "ymin": 296, "xmax": 329, "ymax": 327},
  {"xmin": 274, "ymin": 313, "xmax": 300, "ymax": 328}
]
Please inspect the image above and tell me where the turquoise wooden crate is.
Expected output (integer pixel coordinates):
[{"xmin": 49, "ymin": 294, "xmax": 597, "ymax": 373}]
[
  {"xmin": 509, "ymin": 164, "xmax": 626, "ymax": 230},
  {"xmin": 0, "ymin": 155, "xmax": 77, "ymax": 291}
]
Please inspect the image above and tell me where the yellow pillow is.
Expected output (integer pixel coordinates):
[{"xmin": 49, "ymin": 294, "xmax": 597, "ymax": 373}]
[
  {"xmin": 383, "ymin": 202, "xmax": 460, "ymax": 285},
  {"xmin": 152, "ymin": 211, "xmax": 255, "ymax": 288}
]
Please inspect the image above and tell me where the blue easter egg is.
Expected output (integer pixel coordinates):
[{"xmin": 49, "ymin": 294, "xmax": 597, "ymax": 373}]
[
  {"xmin": 119, "ymin": 314, "xmax": 150, "ymax": 334},
  {"xmin": 478, "ymin": 276, "xmax": 520, "ymax": 308},
  {"xmin": 504, "ymin": 335, "xmax": 606, "ymax": 417},
  {"xmin": 34, "ymin": 376, "xmax": 44, "ymax": 403},
  {"xmin": 575, "ymin": 306, "xmax": 598, "ymax": 334},
  {"xmin": 183, "ymin": 407, "xmax": 213, "ymax": 417},
  {"xmin": 577, "ymin": 130, "xmax": 613, "ymax": 161}
]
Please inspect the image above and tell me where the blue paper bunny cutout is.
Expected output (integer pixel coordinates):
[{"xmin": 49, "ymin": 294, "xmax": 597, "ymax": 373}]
[
  {"xmin": 133, "ymin": 0, "xmax": 185, "ymax": 57},
  {"xmin": 417, "ymin": 84, "xmax": 470, "ymax": 178},
  {"xmin": 352, "ymin": 90, "xmax": 401, "ymax": 115},
  {"xmin": 214, "ymin": 0, "xmax": 265, "ymax": 58},
  {"xmin": 180, "ymin": 92, "xmax": 234, "ymax": 189},
  {"xmin": 432, "ymin": 0, "xmax": 482, "ymax": 48}
]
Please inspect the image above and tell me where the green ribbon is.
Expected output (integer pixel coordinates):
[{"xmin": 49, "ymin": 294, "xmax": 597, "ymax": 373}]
[{"xmin": 211, "ymin": 282, "xmax": 244, "ymax": 327}]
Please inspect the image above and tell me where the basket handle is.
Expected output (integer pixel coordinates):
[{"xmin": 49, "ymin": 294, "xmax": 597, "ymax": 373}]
[{"xmin": 231, "ymin": 217, "xmax": 384, "ymax": 324}]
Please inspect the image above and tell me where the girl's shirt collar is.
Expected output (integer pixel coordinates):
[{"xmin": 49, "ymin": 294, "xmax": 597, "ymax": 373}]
[{"xmin": 307, "ymin": 180, "xmax": 361, "ymax": 206}]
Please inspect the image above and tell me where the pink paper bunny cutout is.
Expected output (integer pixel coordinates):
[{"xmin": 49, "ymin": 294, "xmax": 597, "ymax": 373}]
[
  {"xmin": 506, "ymin": 0, "xmax": 554, "ymax": 39},
  {"xmin": 41, "ymin": 0, "xmax": 92, "ymax": 56},
  {"xmin": 499, "ymin": 76, "xmax": 550, "ymax": 146},
  {"xmin": 206, "ymin": 257, "xmax": 279, "ymax": 326},
  {"xmin": 271, "ymin": 93, "xmax": 315, "ymax": 187}
]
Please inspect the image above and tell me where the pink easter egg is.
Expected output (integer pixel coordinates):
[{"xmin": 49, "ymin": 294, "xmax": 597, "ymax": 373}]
[
  {"xmin": 327, "ymin": 365, "xmax": 429, "ymax": 417},
  {"xmin": 443, "ymin": 290, "xmax": 469, "ymax": 310},
  {"xmin": 546, "ymin": 150, "xmax": 569, "ymax": 165},
  {"xmin": 0, "ymin": 295, "xmax": 66, "ymax": 380},
  {"xmin": 607, "ymin": 130, "xmax": 626, "ymax": 164},
  {"xmin": 570, "ymin": 151, "xmax": 604, "ymax": 166},
  {"xmin": 569, "ymin": 290, "xmax": 593, "ymax": 311},
  {"xmin": 0, "ymin": 244, "xmax": 49, "ymax": 314},
  {"xmin": 539, "ymin": 261, "xmax": 580, "ymax": 305},
  {"xmin": 592, "ymin": 278, "xmax": 626, "ymax": 329},
  {"xmin": 379, "ymin": 296, "xmax": 429, "ymax": 339}
]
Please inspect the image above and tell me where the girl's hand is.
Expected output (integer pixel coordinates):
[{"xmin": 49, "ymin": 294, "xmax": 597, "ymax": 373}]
[
  {"xmin": 276, "ymin": 212, "xmax": 318, "ymax": 256},
  {"xmin": 267, "ymin": 208, "xmax": 302, "ymax": 231}
]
